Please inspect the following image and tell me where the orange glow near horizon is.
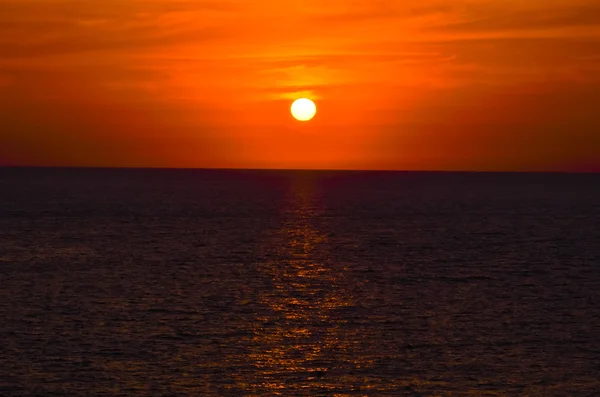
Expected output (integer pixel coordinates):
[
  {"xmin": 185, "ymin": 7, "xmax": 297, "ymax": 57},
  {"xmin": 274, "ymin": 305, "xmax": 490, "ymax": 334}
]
[{"xmin": 1, "ymin": 0, "xmax": 600, "ymax": 171}]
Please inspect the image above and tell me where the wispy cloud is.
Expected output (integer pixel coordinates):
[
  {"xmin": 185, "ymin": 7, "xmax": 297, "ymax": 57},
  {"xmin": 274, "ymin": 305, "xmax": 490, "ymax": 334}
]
[{"xmin": 433, "ymin": 1, "xmax": 600, "ymax": 35}]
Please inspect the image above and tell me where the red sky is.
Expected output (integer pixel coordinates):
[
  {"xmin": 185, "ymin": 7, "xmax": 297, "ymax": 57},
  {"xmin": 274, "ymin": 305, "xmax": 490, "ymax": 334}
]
[{"xmin": 1, "ymin": 0, "xmax": 600, "ymax": 171}]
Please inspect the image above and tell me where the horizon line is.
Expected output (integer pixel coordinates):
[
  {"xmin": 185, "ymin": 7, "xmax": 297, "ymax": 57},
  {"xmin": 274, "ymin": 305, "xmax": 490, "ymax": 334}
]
[{"xmin": 1, "ymin": 165, "xmax": 598, "ymax": 174}]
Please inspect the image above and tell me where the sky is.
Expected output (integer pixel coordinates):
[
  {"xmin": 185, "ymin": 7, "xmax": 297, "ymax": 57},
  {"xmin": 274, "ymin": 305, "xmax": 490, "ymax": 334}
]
[{"xmin": 1, "ymin": 0, "xmax": 600, "ymax": 171}]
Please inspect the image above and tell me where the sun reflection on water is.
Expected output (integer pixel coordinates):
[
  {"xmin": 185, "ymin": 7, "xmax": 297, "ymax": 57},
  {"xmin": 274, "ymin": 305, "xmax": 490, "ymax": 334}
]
[{"xmin": 240, "ymin": 174, "xmax": 366, "ymax": 396}]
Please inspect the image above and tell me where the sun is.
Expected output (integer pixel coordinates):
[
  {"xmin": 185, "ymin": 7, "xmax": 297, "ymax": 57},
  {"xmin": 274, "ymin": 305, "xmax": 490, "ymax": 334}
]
[{"xmin": 290, "ymin": 98, "xmax": 316, "ymax": 121}]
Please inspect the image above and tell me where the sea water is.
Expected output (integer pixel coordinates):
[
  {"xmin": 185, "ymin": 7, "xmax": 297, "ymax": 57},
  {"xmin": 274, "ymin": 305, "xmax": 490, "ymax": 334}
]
[{"xmin": 1, "ymin": 168, "xmax": 599, "ymax": 395}]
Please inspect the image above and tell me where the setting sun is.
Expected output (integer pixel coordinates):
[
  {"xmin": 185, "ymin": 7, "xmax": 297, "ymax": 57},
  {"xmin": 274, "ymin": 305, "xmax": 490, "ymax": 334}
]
[{"xmin": 290, "ymin": 98, "xmax": 317, "ymax": 122}]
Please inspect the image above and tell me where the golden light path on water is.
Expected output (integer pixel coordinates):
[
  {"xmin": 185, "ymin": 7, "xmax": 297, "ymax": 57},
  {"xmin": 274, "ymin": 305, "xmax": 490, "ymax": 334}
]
[
  {"xmin": 238, "ymin": 175, "xmax": 370, "ymax": 395},
  {"xmin": 223, "ymin": 175, "xmax": 465, "ymax": 395},
  {"xmin": 255, "ymin": 180, "xmax": 350, "ymax": 394}
]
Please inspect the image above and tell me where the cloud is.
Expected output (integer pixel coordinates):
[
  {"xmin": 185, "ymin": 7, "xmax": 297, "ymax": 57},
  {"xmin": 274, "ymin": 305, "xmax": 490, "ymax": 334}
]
[
  {"xmin": 438, "ymin": 3, "xmax": 600, "ymax": 33},
  {"xmin": 0, "ymin": 5, "xmax": 231, "ymax": 58},
  {"xmin": 0, "ymin": 26, "xmax": 227, "ymax": 58},
  {"xmin": 421, "ymin": 1, "xmax": 600, "ymax": 41}
]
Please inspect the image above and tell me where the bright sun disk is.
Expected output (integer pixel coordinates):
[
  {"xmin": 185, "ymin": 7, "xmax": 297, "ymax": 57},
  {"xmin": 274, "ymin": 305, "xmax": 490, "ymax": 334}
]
[{"xmin": 291, "ymin": 98, "xmax": 316, "ymax": 121}]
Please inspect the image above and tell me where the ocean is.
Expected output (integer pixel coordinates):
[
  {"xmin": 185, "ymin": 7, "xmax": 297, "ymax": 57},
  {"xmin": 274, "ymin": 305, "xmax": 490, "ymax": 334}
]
[{"xmin": 1, "ymin": 167, "xmax": 599, "ymax": 396}]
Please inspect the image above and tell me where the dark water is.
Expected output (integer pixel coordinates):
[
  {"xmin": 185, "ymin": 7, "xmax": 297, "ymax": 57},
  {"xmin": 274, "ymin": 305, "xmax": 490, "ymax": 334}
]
[{"xmin": 1, "ymin": 168, "xmax": 600, "ymax": 396}]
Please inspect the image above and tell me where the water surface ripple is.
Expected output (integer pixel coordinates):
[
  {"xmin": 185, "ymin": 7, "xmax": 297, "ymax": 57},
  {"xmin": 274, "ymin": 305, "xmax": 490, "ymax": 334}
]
[{"xmin": 1, "ymin": 168, "xmax": 599, "ymax": 396}]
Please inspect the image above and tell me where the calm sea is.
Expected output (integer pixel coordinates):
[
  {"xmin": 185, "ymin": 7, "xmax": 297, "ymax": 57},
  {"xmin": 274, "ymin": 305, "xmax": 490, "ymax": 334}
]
[{"xmin": 1, "ymin": 168, "xmax": 599, "ymax": 396}]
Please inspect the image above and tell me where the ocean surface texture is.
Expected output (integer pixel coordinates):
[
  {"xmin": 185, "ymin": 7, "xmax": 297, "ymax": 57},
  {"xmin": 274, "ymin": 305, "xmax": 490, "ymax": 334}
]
[{"xmin": 1, "ymin": 168, "xmax": 599, "ymax": 396}]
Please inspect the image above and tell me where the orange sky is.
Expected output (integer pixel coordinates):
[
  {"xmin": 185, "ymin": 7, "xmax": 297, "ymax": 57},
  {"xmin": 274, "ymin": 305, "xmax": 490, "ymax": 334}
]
[{"xmin": 1, "ymin": 0, "xmax": 600, "ymax": 171}]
